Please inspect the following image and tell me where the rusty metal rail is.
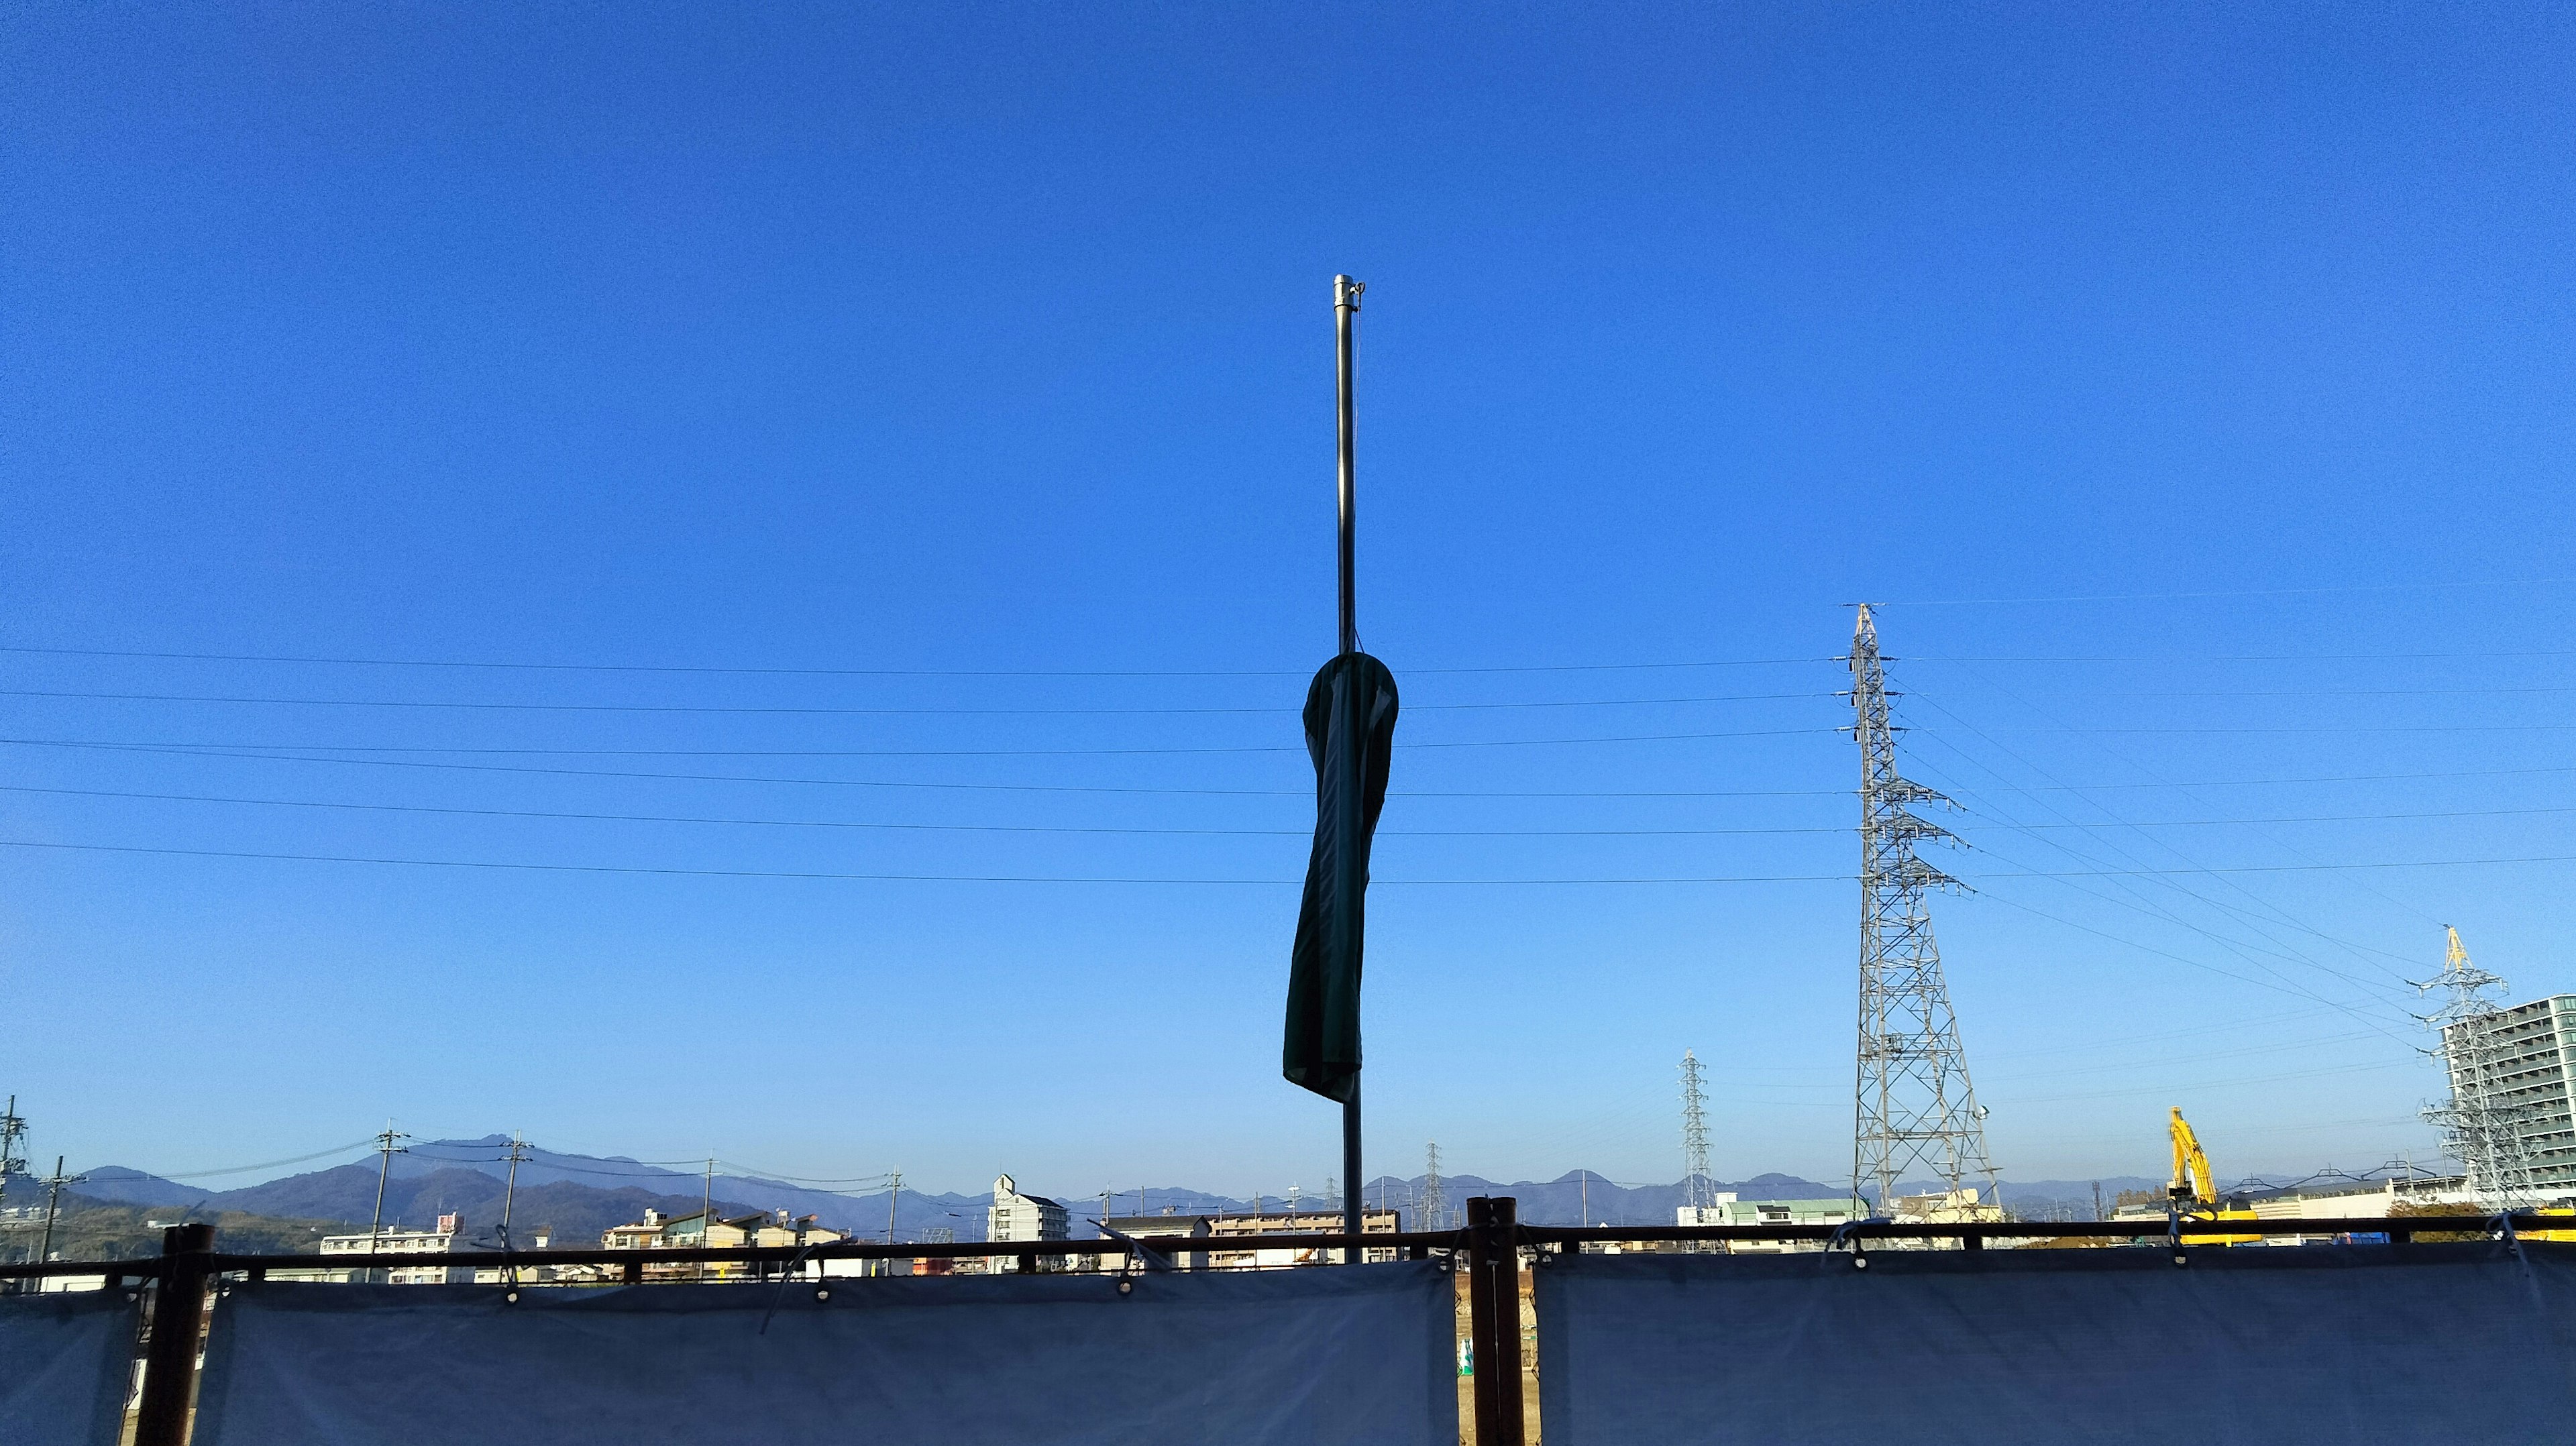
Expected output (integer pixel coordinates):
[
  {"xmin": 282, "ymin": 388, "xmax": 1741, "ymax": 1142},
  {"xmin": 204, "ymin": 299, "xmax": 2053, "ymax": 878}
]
[{"xmin": 4, "ymin": 1213, "xmax": 2549, "ymax": 1282}]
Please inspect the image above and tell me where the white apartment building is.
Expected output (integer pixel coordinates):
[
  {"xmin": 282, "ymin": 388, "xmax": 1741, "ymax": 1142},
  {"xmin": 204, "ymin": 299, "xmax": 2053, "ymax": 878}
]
[
  {"xmin": 2449, "ymin": 993, "xmax": 2576, "ymax": 1194},
  {"xmin": 988, "ymin": 1174, "xmax": 1069, "ymax": 1270},
  {"xmin": 316, "ymin": 1213, "xmax": 469, "ymax": 1284}
]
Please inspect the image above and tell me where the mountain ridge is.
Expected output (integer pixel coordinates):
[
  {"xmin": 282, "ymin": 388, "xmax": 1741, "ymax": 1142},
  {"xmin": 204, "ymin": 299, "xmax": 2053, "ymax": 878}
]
[{"xmin": 64, "ymin": 1142, "xmax": 2174, "ymax": 1239}]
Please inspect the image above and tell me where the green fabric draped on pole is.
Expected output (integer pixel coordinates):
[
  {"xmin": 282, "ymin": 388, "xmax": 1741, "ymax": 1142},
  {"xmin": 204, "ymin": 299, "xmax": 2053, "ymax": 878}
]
[{"xmin": 1284, "ymin": 652, "xmax": 1399, "ymax": 1103}]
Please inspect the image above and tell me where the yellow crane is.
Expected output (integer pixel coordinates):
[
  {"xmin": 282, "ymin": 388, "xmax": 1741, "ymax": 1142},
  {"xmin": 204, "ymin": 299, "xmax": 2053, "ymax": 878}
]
[{"xmin": 2167, "ymin": 1109, "xmax": 2261, "ymax": 1245}]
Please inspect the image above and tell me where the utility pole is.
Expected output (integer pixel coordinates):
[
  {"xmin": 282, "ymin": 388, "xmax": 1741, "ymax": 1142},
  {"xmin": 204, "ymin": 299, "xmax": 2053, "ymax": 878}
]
[
  {"xmin": 700, "ymin": 1156, "xmax": 715, "ymax": 1280},
  {"xmin": 498, "ymin": 1133, "xmax": 531, "ymax": 1286},
  {"xmin": 367, "ymin": 1124, "xmax": 408, "ymax": 1284},
  {"xmin": 1849, "ymin": 604, "xmax": 2000, "ymax": 1216},
  {"xmin": 37, "ymin": 1156, "xmax": 83, "ymax": 1266},
  {"xmin": 2416, "ymin": 926, "xmax": 2538, "ymax": 1211}
]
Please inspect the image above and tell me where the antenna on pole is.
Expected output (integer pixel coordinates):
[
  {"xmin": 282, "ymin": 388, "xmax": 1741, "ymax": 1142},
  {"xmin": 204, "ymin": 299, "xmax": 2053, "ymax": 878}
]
[
  {"xmin": 1334, "ymin": 273, "xmax": 1365, "ymax": 1262},
  {"xmin": 1848, "ymin": 604, "xmax": 2000, "ymax": 1217}
]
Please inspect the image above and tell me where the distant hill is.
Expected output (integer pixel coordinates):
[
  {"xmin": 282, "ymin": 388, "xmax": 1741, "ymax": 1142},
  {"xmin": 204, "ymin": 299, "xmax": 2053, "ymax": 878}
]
[{"xmin": 60, "ymin": 1138, "xmax": 2180, "ymax": 1250}]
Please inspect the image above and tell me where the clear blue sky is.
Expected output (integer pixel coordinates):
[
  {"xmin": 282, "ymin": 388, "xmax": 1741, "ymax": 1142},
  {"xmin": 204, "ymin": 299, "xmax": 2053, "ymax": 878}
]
[{"xmin": 5, "ymin": 2, "xmax": 2573, "ymax": 1200}]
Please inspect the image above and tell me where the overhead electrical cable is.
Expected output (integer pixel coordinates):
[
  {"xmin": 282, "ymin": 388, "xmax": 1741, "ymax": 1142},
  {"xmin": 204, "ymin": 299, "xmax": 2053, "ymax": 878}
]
[
  {"xmin": 1904, "ymin": 697, "xmax": 2430, "ymax": 996},
  {"xmin": 6, "ymin": 783, "xmax": 2569, "ymax": 839},
  {"xmin": 0, "ymin": 643, "xmax": 1831, "ymax": 677},
  {"xmin": 5, "ymin": 736, "xmax": 2571, "ymax": 797},
  {"xmin": 1883, "ymin": 577, "xmax": 2576, "ymax": 606},
  {"xmin": 1, "ymin": 837, "xmax": 2567, "ymax": 884},
  {"xmin": 0, "ymin": 687, "xmax": 1833, "ymax": 716},
  {"xmin": 0, "ymin": 728, "xmax": 1838, "ymax": 759},
  {"xmin": 1905, "ymin": 750, "xmax": 2423, "ymax": 1038},
  {"xmin": 123, "ymin": 1138, "xmax": 380, "ymax": 1180},
  {"xmin": 1944, "ymin": 659, "xmax": 2454, "ymax": 954},
  {"xmin": 1900, "ymin": 740, "xmax": 2424, "ymax": 1032},
  {"xmin": 0, "ymin": 783, "xmax": 1853, "ymax": 837}
]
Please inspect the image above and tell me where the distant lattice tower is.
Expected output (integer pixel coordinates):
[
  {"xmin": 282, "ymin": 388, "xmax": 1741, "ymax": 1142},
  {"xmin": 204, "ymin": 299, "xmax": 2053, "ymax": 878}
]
[
  {"xmin": 0, "ymin": 1097, "xmax": 25, "ymax": 1213},
  {"xmin": 1419, "ymin": 1142, "xmax": 1448, "ymax": 1233},
  {"xmin": 1679, "ymin": 1050, "xmax": 1715, "ymax": 1214},
  {"xmin": 1847, "ymin": 605, "xmax": 2001, "ymax": 1214},
  {"xmin": 2417, "ymin": 926, "xmax": 2540, "ymax": 1210}
]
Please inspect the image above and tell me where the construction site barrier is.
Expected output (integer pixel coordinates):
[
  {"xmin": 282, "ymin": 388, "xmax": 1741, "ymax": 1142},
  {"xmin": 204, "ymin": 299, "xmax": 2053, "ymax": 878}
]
[
  {"xmin": 188, "ymin": 1260, "xmax": 1459, "ymax": 1446},
  {"xmin": 0, "ymin": 1288, "xmax": 136, "ymax": 1446},
  {"xmin": 1532, "ymin": 1239, "xmax": 2576, "ymax": 1445},
  {"xmin": 11, "ymin": 1204, "xmax": 2576, "ymax": 1445}
]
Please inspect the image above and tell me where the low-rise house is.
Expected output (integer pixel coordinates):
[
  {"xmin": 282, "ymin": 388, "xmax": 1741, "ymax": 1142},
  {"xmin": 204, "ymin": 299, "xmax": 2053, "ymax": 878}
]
[{"xmin": 600, "ymin": 1206, "xmax": 843, "ymax": 1280}]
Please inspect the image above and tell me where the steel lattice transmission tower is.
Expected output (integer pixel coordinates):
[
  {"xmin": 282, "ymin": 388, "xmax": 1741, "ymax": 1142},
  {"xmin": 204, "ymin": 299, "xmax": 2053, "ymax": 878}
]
[
  {"xmin": 2416, "ymin": 926, "xmax": 2538, "ymax": 1211},
  {"xmin": 1678, "ymin": 1050, "xmax": 1715, "ymax": 1214},
  {"xmin": 1418, "ymin": 1142, "xmax": 1447, "ymax": 1233},
  {"xmin": 1848, "ymin": 604, "xmax": 1999, "ymax": 1213}
]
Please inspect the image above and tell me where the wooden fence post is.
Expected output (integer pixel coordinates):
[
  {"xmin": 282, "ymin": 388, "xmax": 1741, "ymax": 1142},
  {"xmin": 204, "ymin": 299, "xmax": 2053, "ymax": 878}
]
[
  {"xmin": 1489, "ymin": 1198, "xmax": 1525, "ymax": 1446},
  {"xmin": 134, "ymin": 1222, "xmax": 214, "ymax": 1446}
]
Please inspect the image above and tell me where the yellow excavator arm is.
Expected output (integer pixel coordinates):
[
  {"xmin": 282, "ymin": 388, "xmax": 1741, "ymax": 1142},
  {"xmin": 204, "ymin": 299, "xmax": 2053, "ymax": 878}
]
[
  {"xmin": 2165, "ymin": 1108, "xmax": 2261, "ymax": 1243},
  {"xmin": 2169, "ymin": 1108, "xmax": 2216, "ymax": 1208}
]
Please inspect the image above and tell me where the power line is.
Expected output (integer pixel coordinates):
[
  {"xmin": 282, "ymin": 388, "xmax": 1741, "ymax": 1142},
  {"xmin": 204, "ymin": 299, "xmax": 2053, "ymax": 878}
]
[
  {"xmin": 0, "ymin": 643, "xmax": 1831, "ymax": 677},
  {"xmin": 2, "ymin": 836, "xmax": 2567, "ymax": 884},
  {"xmin": 0, "ymin": 783, "xmax": 1855, "ymax": 836},
  {"xmin": 6, "ymin": 736, "xmax": 2573, "ymax": 799},
  {"xmin": 1883, "ymin": 577, "xmax": 2576, "ymax": 606},
  {"xmin": 15, "ymin": 737, "xmax": 2576, "ymax": 793},
  {"xmin": 0, "ymin": 729, "xmax": 1834, "ymax": 763},
  {"xmin": 138, "ymin": 1138, "xmax": 380, "ymax": 1180},
  {"xmin": 1902, "ymin": 700, "xmax": 2427, "ymax": 998},
  {"xmin": 1930, "ymin": 662, "xmax": 2450, "ymax": 959},
  {"xmin": 5, "ymin": 781, "xmax": 2565, "ymax": 836},
  {"xmin": 0, "ymin": 686, "xmax": 1833, "ymax": 716}
]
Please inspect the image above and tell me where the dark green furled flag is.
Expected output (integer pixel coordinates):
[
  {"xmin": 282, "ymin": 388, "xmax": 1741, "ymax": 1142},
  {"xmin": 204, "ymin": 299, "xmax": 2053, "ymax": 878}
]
[{"xmin": 1285, "ymin": 652, "xmax": 1399, "ymax": 1102}]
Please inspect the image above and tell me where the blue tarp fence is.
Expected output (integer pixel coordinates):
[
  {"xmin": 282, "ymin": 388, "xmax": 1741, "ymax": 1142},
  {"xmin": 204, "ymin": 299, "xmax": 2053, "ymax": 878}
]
[
  {"xmin": 1535, "ymin": 1240, "xmax": 2576, "ymax": 1445},
  {"xmin": 0, "ymin": 1290, "xmax": 136, "ymax": 1446},
  {"xmin": 191, "ymin": 1259, "xmax": 1460, "ymax": 1446}
]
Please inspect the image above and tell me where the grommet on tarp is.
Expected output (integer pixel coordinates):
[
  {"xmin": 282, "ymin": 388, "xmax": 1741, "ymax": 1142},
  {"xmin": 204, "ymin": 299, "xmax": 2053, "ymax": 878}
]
[
  {"xmin": 1825, "ymin": 1215, "xmax": 1884, "ymax": 1270},
  {"xmin": 1116, "ymin": 1277, "xmax": 1134, "ymax": 1296},
  {"xmin": 504, "ymin": 1290, "xmax": 521, "ymax": 1303},
  {"xmin": 815, "ymin": 1288, "xmax": 830, "ymax": 1301},
  {"xmin": 761, "ymin": 1244, "xmax": 825, "ymax": 1335}
]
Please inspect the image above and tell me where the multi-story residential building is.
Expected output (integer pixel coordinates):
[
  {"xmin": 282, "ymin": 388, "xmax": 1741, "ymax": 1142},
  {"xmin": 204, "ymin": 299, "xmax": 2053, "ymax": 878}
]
[
  {"xmin": 989, "ymin": 1174, "xmax": 1069, "ymax": 1271},
  {"xmin": 2450, "ymin": 993, "xmax": 2576, "ymax": 1194},
  {"xmin": 1090, "ymin": 1208, "xmax": 1403, "ymax": 1268},
  {"xmin": 316, "ymin": 1213, "xmax": 470, "ymax": 1284}
]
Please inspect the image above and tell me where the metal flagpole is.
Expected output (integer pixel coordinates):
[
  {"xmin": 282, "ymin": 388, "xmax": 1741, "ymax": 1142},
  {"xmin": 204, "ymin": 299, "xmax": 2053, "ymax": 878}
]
[{"xmin": 1334, "ymin": 272, "xmax": 1365, "ymax": 1261}]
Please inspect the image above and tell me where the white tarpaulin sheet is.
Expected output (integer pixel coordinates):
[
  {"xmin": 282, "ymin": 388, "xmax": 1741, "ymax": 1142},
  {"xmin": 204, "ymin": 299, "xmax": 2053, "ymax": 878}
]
[
  {"xmin": 193, "ymin": 1260, "xmax": 1458, "ymax": 1446},
  {"xmin": 1536, "ymin": 1241, "xmax": 2576, "ymax": 1445},
  {"xmin": 0, "ymin": 1291, "xmax": 135, "ymax": 1446}
]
